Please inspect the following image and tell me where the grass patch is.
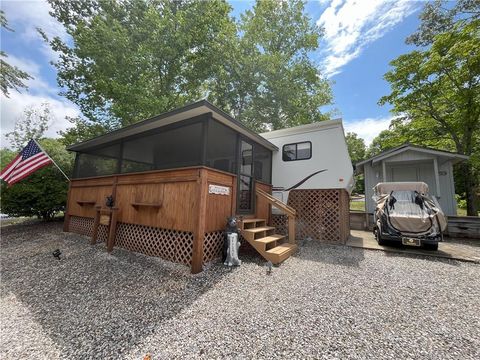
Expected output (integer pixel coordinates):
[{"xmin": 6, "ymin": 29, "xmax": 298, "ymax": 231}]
[{"xmin": 350, "ymin": 200, "xmax": 365, "ymax": 211}]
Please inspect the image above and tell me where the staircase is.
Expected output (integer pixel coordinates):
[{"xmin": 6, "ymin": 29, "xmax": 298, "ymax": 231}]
[{"xmin": 239, "ymin": 218, "xmax": 297, "ymax": 264}]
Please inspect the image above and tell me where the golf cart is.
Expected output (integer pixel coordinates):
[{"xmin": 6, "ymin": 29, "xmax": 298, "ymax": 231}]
[{"xmin": 373, "ymin": 182, "xmax": 447, "ymax": 250}]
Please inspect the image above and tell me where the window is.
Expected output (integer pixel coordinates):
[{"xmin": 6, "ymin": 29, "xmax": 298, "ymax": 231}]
[{"xmin": 282, "ymin": 141, "xmax": 312, "ymax": 161}]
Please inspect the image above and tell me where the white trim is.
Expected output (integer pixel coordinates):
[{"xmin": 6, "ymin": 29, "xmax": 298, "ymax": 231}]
[
  {"xmin": 371, "ymin": 146, "xmax": 468, "ymax": 165},
  {"xmin": 382, "ymin": 160, "xmax": 387, "ymax": 182},
  {"xmin": 260, "ymin": 119, "xmax": 343, "ymax": 140},
  {"xmin": 433, "ymin": 157, "xmax": 441, "ymax": 197}
]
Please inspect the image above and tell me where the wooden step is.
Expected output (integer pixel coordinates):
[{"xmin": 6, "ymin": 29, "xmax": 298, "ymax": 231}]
[
  {"xmin": 267, "ymin": 243, "xmax": 295, "ymax": 255},
  {"xmin": 266, "ymin": 244, "xmax": 297, "ymax": 264},
  {"xmin": 255, "ymin": 234, "xmax": 284, "ymax": 244},
  {"xmin": 253, "ymin": 234, "xmax": 285, "ymax": 251},
  {"xmin": 243, "ymin": 226, "xmax": 275, "ymax": 233},
  {"xmin": 240, "ymin": 218, "xmax": 266, "ymax": 229},
  {"xmin": 242, "ymin": 226, "xmax": 275, "ymax": 241},
  {"xmin": 242, "ymin": 218, "xmax": 265, "ymax": 224}
]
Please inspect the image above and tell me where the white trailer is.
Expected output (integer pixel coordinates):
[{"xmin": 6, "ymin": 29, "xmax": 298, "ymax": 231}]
[{"xmin": 260, "ymin": 119, "xmax": 354, "ymax": 205}]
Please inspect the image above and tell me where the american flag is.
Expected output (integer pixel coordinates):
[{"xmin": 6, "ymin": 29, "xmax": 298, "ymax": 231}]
[{"xmin": 0, "ymin": 139, "xmax": 52, "ymax": 186}]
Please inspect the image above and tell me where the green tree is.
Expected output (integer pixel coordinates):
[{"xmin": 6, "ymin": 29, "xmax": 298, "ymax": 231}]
[
  {"xmin": 212, "ymin": 0, "xmax": 332, "ymax": 131},
  {"xmin": 379, "ymin": 1, "xmax": 480, "ymax": 216},
  {"xmin": 1, "ymin": 105, "xmax": 74, "ymax": 220},
  {"xmin": 5, "ymin": 103, "xmax": 51, "ymax": 150},
  {"xmin": 43, "ymin": 0, "xmax": 237, "ymax": 132},
  {"xmin": 0, "ymin": 10, "xmax": 32, "ymax": 97},
  {"xmin": 43, "ymin": 0, "xmax": 332, "ymax": 137},
  {"xmin": 345, "ymin": 132, "xmax": 366, "ymax": 194},
  {"xmin": 0, "ymin": 138, "xmax": 73, "ymax": 220},
  {"xmin": 345, "ymin": 132, "xmax": 366, "ymax": 164}
]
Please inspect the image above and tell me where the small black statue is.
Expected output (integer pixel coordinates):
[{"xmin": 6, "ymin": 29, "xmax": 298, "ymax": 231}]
[
  {"xmin": 106, "ymin": 195, "xmax": 115, "ymax": 208},
  {"xmin": 223, "ymin": 216, "xmax": 241, "ymax": 266},
  {"xmin": 52, "ymin": 249, "xmax": 61, "ymax": 260}
]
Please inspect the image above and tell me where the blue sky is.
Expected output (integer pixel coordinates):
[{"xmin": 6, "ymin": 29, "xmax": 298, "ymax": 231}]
[{"xmin": 0, "ymin": 0, "xmax": 424, "ymax": 147}]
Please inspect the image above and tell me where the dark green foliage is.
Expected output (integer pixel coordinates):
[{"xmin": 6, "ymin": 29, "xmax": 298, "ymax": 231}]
[
  {"xmin": 345, "ymin": 132, "xmax": 366, "ymax": 195},
  {"xmin": 43, "ymin": 0, "xmax": 332, "ymax": 138},
  {"xmin": 0, "ymin": 139, "xmax": 74, "ymax": 221}
]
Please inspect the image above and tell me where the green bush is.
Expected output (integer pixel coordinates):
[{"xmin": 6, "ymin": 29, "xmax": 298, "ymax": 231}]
[
  {"xmin": 0, "ymin": 139, "xmax": 74, "ymax": 220},
  {"xmin": 455, "ymin": 194, "xmax": 468, "ymax": 209}
]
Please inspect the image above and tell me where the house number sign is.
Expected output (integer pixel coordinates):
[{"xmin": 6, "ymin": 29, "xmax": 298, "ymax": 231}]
[{"xmin": 208, "ymin": 184, "xmax": 230, "ymax": 195}]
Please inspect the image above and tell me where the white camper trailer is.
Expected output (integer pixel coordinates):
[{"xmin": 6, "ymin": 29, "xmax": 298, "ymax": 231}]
[{"xmin": 261, "ymin": 119, "xmax": 354, "ymax": 204}]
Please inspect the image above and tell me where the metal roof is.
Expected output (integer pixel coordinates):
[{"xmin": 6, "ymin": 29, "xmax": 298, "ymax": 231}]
[
  {"xmin": 67, "ymin": 100, "xmax": 278, "ymax": 152},
  {"xmin": 356, "ymin": 143, "xmax": 469, "ymax": 169}
]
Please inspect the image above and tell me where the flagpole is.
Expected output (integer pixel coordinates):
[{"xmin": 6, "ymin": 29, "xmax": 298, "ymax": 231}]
[{"xmin": 33, "ymin": 139, "xmax": 70, "ymax": 181}]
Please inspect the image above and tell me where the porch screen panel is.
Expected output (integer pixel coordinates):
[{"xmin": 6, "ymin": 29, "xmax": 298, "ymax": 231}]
[
  {"xmin": 206, "ymin": 119, "xmax": 237, "ymax": 174},
  {"xmin": 254, "ymin": 143, "xmax": 272, "ymax": 184},
  {"xmin": 73, "ymin": 143, "xmax": 121, "ymax": 178},
  {"xmin": 121, "ymin": 122, "xmax": 203, "ymax": 173}
]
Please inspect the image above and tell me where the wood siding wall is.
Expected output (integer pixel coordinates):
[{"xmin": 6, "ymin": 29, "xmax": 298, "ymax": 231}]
[
  {"xmin": 67, "ymin": 168, "xmax": 200, "ymax": 232},
  {"xmin": 65, "ymin": 167, "xmax": 242, "ymax": 273}
]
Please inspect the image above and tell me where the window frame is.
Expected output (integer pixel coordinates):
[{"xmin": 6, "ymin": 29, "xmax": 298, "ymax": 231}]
[{"xmin": 282, "ymin": 141, "xmax": 312, "ymax": 162}]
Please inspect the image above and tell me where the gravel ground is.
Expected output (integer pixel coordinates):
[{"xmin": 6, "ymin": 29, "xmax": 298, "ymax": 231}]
[{"xmin": 1, "ymin": 222, "xmax": 479, "ymax": 360}]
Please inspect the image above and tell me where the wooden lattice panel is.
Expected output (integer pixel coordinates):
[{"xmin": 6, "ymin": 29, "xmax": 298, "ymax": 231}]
[
  {"xmin": 115, "ymin": 223, "xmax": 194, "ymax": 265},
  {"xmin": 203, "ymin": 231, "xmax": 223, "ymax": 264},
  {"xmin": 69, "ymin": 216, "xmax": 108, "ymax": 242},
  {"xmin": 272, "ymin": 214, "xmax": 288, "ymax": 236},
  {"xmin": 287, "ymin": 189, "xmax": 350, "ymax": 244}
]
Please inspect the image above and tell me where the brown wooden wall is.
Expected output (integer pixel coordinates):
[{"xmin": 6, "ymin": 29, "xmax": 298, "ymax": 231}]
[
  {"xmin": 67, "ymin": 168, "xmax": 201, "ymax": 232},
  {"xmin": 205, "ymin": 170, "xmax": 237, "ymax": 232}
]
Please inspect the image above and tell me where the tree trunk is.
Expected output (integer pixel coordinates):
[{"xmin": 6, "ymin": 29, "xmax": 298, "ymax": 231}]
[{"xmin": 461, "ymin": 162, "xmax": 478, "ymax": 216}]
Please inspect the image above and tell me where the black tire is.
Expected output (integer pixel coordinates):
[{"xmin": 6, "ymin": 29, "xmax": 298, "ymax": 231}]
[
  {"xmin": 374, "ymin": 228, "xmax": 387, "ymax": 246},
  {"xmin": 424, "ymin": 243, "xmax": 439, "ymax": 251}
]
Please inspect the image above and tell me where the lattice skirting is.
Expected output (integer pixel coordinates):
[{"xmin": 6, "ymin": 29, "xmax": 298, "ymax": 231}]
[
  {"xmin": 272, "ymin": 214, "xmax": 288, "ymax": 236},
  {"xmin": 203, "ymin": 231, "xmax": 223, "ymax": 264},
  {"xmin": 283, "ymin": 189, "xmax": 350, "ymax": 244},
  {"xmin": 68, "ymin": 216, "xmax": 194, "ymax": 265},
  {"xmin": 69, "ymin": 216, "xmax": 108, "ymax": 242}
]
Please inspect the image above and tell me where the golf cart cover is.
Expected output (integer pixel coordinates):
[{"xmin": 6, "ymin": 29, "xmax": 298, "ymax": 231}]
[{"xmin": 374, "ymin": 182, "xmax": 447, "ymax": 235}]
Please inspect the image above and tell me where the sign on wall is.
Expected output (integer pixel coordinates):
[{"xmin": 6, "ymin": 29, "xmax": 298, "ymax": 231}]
[{"xmin": 208, "ymin": 184, "xmax": 230, "ymax": 195}]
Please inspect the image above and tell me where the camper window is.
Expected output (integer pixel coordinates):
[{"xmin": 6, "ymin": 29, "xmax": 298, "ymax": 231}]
[{"xmin": 282, "ymin": 141, "xmax": 311, "ymax": 161}]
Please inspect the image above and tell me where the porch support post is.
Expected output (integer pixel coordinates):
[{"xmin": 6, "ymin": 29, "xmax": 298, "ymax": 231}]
[
  {"xmin": 63, "ymin": 181, "xmax": 72, "ymax": 232},
  {"xmin": 433, "ymin": 157, "xmax": 441, "ymax": 197},
  {"xmin": 192, "ymin": 168, "xmax": 207, "ymax": 273},
  {"xmin": 382, "ymin": 160, "xmax": 387, "ymax": 182}
]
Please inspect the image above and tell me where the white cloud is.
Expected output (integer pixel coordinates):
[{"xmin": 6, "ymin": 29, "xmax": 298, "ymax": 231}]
[
  {"xmin": 317, "ymin": 0, "xmax": 418, "ymax": 77},
  {"xmin": 344, "ymin": 116, "xmax": 392, "ymax": 145},
  {"xmin": 5, "ymin": 54, "xmax": 57, "ymax": 96},
  {"xmin": 0, "ymin": 2, "xmax": 80, "ymax": 148},
  {"xmin": 1, "ymin": 92, "xmax": 80, "ymax": 148},
  {"xmin": 0, "ymin": 55, "xmax": 79, "ymax": 148},
  {"xmin": 1, "ymin": 0, "xmax": 69, "ymax": 61}
]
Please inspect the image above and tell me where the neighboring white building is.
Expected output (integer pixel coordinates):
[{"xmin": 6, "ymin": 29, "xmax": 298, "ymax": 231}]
[
  {"xmin": 261, "ymin": 119, "xmax": 354, "ymax": 203},
  {"xmin": 356, "ymin": 144, "xmax": 469, "ymax": 216}
]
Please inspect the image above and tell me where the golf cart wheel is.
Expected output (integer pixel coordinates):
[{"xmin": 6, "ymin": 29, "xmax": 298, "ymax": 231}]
[
  {"xmin": 424, "ymin": 243, "xmax": 438, "ymax": 251},
  {"xmin": 374, "ymin": 228, "xmax": 386, "ymax": 245}
]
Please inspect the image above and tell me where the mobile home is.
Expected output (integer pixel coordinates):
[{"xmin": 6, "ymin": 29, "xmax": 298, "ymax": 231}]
[
  {"xmin": 261, "ymin": 121, "xmax": 353, "ymax": 243},
  {"xmin": 64, "ymin": 101, "xmax": 353, "ymax": 272}
]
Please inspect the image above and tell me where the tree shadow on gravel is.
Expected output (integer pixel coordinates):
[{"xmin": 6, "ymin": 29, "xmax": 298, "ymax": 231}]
[
  {"xmin": 293, "ymin": 239, "xmax": 365, "ymax": 268},
  {"xmin": 0, "ymin": 222, "xmax": 233, "ymax": 358}
]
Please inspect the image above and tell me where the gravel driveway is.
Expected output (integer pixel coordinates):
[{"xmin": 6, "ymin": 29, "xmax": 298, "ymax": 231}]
[{"xmin": 1, "ymin": 222, "xmax": 479, "ymax": 359}]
